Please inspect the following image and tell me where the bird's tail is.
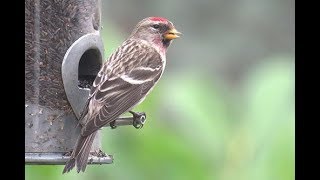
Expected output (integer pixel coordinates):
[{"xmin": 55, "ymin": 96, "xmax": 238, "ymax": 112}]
[{"xmin": 62, "ymin": 131, "xmax": 97, "ymax": 173}]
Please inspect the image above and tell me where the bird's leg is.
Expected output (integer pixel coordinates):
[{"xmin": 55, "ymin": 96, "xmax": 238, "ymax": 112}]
[
  {"xmin": 97, "ymin": 149, "xmax": 107, "ymax": 157},
  {"xmin": 63, "ymin": 150, "xmax": 73, "ymax": 156},
  {"xmin": 129, "ymin": 111, "xmax": 146, "ymax": 129}
]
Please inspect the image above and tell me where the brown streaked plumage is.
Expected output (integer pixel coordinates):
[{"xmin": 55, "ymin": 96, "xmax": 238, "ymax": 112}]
[{"xmin": 63, "ymin": 17, "xmax": 181, "ymax": 173}]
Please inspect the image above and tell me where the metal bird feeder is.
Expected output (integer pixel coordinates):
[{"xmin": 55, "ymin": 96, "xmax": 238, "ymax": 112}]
[{"xmin": 25, "ymin": 0, "xmax": 146, "ymax": 166}]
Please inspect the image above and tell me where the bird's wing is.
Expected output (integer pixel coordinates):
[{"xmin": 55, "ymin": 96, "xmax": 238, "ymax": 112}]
[{"xmin": 80, "ymin": 40, "xmax": 163, "ymax": 136}]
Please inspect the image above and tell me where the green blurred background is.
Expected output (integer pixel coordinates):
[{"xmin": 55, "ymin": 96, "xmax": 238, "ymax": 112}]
[{"xmin": 26, "ymin": 0, "xmax": 295, "ymax": 179}]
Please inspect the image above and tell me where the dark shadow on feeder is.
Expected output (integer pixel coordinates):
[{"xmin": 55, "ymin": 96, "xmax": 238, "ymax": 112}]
[{"xmin": 78, "ymin": 48, "xmax": 102, "ymax": 89}]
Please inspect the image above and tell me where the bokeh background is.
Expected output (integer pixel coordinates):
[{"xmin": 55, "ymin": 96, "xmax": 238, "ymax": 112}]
[{"xmin": 26, "ymin": 0, "xmax": 295, "ymax": 179}]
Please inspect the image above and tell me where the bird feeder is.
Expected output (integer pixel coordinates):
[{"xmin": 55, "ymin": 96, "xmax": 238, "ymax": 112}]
[{"xmin": 25, "ymin": 0, "xmax": 146, "ymax": 165}]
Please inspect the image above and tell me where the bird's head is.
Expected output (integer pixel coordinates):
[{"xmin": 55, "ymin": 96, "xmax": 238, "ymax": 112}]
[{"xmin": 130, "ymin": 17, "xmax": 181, "ymax": 50}]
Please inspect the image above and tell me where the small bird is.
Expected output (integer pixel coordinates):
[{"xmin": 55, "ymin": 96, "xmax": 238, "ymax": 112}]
[{"xmin": 63, "ymin": 17, "xmax": 181, "ymax": 173}]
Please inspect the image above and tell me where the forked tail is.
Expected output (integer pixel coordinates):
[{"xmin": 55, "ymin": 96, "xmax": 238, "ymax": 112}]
[{"xmin": 62, "ymin": 131, "xmax": 97, "ymax": 173}]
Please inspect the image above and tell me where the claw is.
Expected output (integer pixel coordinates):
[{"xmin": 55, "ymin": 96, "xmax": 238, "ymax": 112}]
[
  {"xmin": 110, "ymin": 120, "xmax": 117, "ymax": 129},
  {"xmin": 133, "ymin": 120, "xmax": 144, "ymax": 129},
  {"xmin": 63, "ymin": 150, "xmax": 73, "ymax": 156},
  {"xmin": 129, "ymin": 111, "xmax": 146, "ymax": 129}
]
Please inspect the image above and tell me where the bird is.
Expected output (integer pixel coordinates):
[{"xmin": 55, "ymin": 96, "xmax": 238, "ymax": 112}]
[{"xmin": 62, "ymin": 17, "xmax": 181, "ymax": 173}]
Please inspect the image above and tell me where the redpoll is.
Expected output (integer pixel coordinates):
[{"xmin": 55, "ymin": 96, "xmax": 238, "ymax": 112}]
[{"xmin": 63, "ymin": 16, "xmax": 181, "ymax": 173}]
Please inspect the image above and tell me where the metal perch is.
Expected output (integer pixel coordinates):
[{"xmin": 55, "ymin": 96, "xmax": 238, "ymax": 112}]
[
  {"xmin": 108, "ymin": 111, "xmax": 146, "ymax": 129},
  {"xmin": 25, "ymin": 153, "xmax": 113, "ymax": 165}
]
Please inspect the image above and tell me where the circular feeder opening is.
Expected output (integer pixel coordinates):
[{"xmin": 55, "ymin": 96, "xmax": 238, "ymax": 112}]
[{"xmin": 78, "ymin": 48, "xmax": 102, "ymax": 89}]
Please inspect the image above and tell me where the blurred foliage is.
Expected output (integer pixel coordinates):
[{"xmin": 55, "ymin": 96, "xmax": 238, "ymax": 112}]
[
  {"xmin": 26, "ymin": 52, "xmax": 294, "ymax": 180},
  {"xmin": 26, "ymin": 0, "xmax": 294, "ymax": 179}
]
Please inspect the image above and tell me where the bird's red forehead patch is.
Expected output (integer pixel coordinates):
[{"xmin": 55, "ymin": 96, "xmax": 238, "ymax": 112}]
[{"xmin": 150, "ymin": 17, "xmax": 168, "ymax": 22}]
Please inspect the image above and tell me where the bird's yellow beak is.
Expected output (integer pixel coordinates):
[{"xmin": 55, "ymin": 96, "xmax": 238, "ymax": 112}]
[{"xmin": 164, "ymin": 28, "xmax": 181, "ymax": 40}]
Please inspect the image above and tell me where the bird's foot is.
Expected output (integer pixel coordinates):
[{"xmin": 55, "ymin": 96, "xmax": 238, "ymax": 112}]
[
  {"xmin": 129, "ymin": 111, "xmax": 146, "ymax": 129},
  {"xmin": 90, "ymin": 149, "xmax": 107, "ymax": 157},
  {"xmin": 109, "ymin": 120, "xmax": 117, "ymax": 129},
  {"xmin": 63, "ymin": 150, "xmax": 73, "ymax": 156}
]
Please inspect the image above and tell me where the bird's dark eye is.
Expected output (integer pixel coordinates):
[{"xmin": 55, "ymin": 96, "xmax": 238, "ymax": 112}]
[{"xmin": 152, "ymin": 24, "xmax": 160, "ymax": 29}]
